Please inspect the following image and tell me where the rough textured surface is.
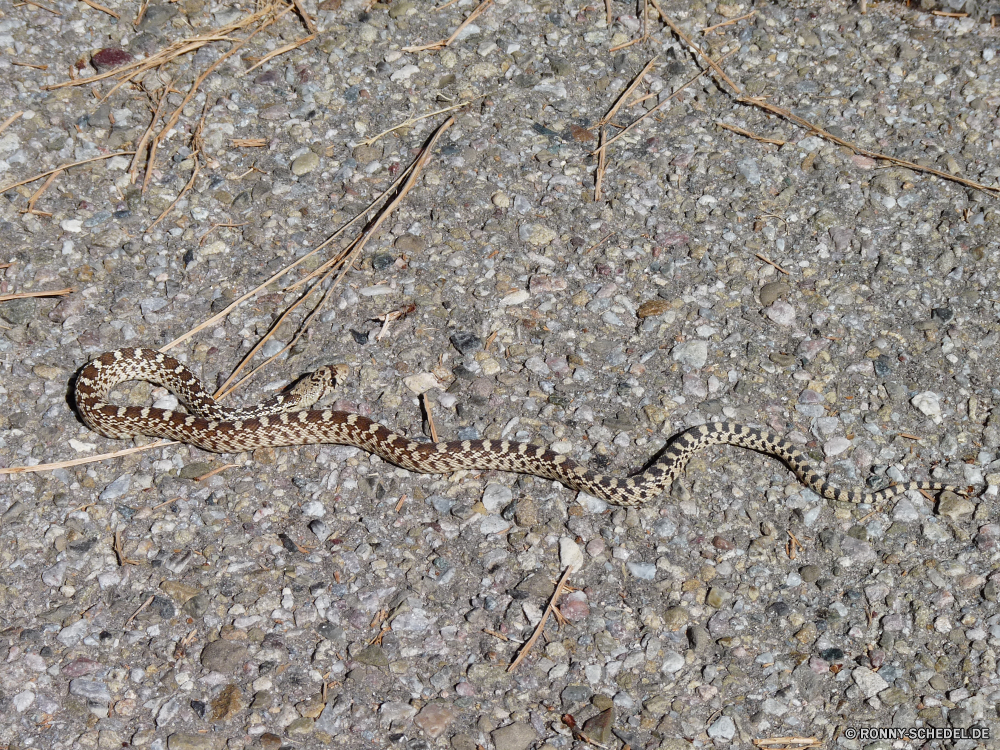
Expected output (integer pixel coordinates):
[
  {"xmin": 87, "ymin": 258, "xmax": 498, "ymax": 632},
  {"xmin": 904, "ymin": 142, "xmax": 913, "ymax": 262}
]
[{"xmin": 0, "ymin": 1, "xmax": 999, "ymax": 749}]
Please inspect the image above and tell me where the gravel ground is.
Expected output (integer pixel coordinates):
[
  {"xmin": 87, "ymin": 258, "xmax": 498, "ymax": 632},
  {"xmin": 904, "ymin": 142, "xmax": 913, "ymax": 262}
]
[{"xmin": 1, "ymin": 0, "xmax": 999, "ymax": 749}]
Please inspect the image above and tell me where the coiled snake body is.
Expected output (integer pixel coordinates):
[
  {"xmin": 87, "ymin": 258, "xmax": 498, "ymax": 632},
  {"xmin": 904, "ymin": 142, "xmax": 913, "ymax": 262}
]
[{"xmin": 74, "ymin": 348, "xmax": 962, "ymax": 506}]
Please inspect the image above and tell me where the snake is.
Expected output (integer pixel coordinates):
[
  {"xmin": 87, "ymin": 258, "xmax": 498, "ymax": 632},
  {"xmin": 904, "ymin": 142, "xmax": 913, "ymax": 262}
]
[{"xmin": 72, "ymin": 348, "xmax": 965, "ymax": 507}]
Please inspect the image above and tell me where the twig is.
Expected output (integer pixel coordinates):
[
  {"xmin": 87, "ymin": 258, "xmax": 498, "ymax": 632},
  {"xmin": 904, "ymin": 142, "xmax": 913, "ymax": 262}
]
[
  {"xmin": 147, "ymin": 152, "xmax": 200, "ymax": 230},
  {"xmin": 702, "ymin": 10, "xmax": 755, "ymax": 33},
  {"xmin": 123, "ymin": 595, "xmax": 155, "ymax": 630},
  {"xmin": 738, "ymin": 95, "xmax": 1000, "ymax": 197},
  {"xmin": 130, "ymin": 84, "xmax": 173, "ymax": 186},
  {"xmin": 753, "ymin": 736, "xmax": 821, "ymax": 748},
  {"xmin": 0, "ymin": 151, "xmax": 135, "ymax": 195},
  {"xmin": 604, "ymin": 0, "xmax": 612, "ymax": 25},
  {"xmin": 134, "ymin": 0, "xmax": 149, "ymax": 26},
  {"xmin": 423, "ymin": 394, "xmax": 439, "ymax": 442},
  {"xmin": 113, "ymin": 530, "xmax": 140, "ymax": 566},
  {"xmin": 598, "ymin": 51, "xmax": 733, "ymax": 153},
  {"xmin": 289, "ymin": 0, "xmax": 316, "ymax": 33},
  {"xmin": 79, "ymin": 0, "xmax": 119, "ymax": 17},
  {"xmin": 0, "ymin": 440, "xmax": 176, "ymax": 476},
  {"xmin": 583, "ymin": 233, "xmax": 614, "ymax": 254},
  {"xmin": 594, "ymin": 126, "xmax": 606, "ymax": 201},
  {"xmin": 214, "ymin": 116, "xmax": 455, "ymax": 402},
  {"xmin": 0, "ymin": 287, "xmax": 73, "ymax": 302},
  {"xmin": 243, "ymin": 32, "xmax": 317, "ymax": 75},
  {"xmin": 19, "ymin": 0, "xmax": 61, "ymax": 14},
  {"xmin": 193, "ymin": 464, "xmax": 239, "ymax": 481},
  {"xmin": 0, "ymin": 112, "xmax": 24, "ymax": 137},
  {"xmin": 649, "ymin": 0, "xmax": 742, "ymax": 94},
  {"xmin": 12, "ymin": 61, "xmax": 48, "ymax": 70},
  {"xmin": 403, "ymin": 0, "xmax": 494, "ymax": 52},
  {"xmin": 599, "ymin": 57, "xmax": 657, "ymax": 127},
  {"xmin": 755, "ymin": 253, "xmax": 790, "ymax": 275},
  {"xmin": 716, "ymin": 121, "xmax": 785, "ymax": 146},
  {"xmin": 359, "ymin": 93, "xmax": 491, "ymax": 146},
  {"xmin": 508, "ymin": 565, "xmax": 573, "ymax": 672},
  {"xmin": 24, "ymin": 170, "xmax": 61, "ymax": 215}
]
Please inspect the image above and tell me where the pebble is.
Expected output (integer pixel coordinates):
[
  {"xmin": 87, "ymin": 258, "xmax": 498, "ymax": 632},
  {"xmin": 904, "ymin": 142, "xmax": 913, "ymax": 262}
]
[
  {"xmin": 911, "ymin": 391, "xmax": 943, "ymax": 422},
  {"xmin": 671, "ymin": 340, "xmax": 708, "ymax": 368},
  {"xmin": 559, "ymin": 537, "xmax": 584, "ymax": 572},
  {"xmin": 707, "ymin": 716, "xmax": 736, "ymax": 741},
  {"xmin": 852, "ymin": 666, "xmax": 889, "ymax": 698},
  {"xmin": 200, "ymin": 640, "xmax": 247, "ymax": 673},
  {"xmin": 491, "ymin": 722, "xmax": 537, "ymax": 750},
  {"xmin": 626, "ymin": 561, "xmax": 656, "ymax": 580},
  {"xmin": 482, "ymin": 483, "xmax": 512, "ymax": 512},
  {"xmin": 413, "ymin": 703, "xmax": 458, "ymax": 738},
  {"xmin": 764, "ymin": 300, "xmax": 796, "ymax": 326},
  {"xmin": 518, "ymin": 223, "xmax": 557, "ymax": 246},
  {"xmin": 291, "ymin": 152, "xmax": 319, "ymax": 175},
  {"xmin": 823, "ymin": 437, "xmax": 852, "ymax": 457}
]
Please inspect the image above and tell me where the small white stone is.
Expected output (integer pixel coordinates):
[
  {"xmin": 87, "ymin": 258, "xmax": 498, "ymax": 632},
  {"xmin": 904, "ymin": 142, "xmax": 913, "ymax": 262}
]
[
  {"xmin": 823, "ymin": 437, "xmax": 852, "ymax": 457},
  {"xmin": 911, "ymin": 391, "xmax": 942, "ymax": 423},
  {"xmin": 852, "ymin": 666, "xmax": 888, "ymax": 698},
  {"xmin": 559, "ymin": 536, "xmax": 584, "ymax": 572},
  {"xmin": 500, "ymin": 290, "xmax": 529, "ymax": 306},
  {"xmin": 482, "ymin": 483, "xmax": 512, "ymax": 513},
  {"xmin": 765, "ymin": 300, "xmax": 796, "ymax": 326},
  {"xmin": 403, "ymin": 372, "xmax": 440, "ymax": 395},
  {"xmin": 60, "ymin": 219, "xmax": 83, "ymax": 233},
  {"xmin": 389, "ymin": 64, "xmax": 419, "ymax": 82}
]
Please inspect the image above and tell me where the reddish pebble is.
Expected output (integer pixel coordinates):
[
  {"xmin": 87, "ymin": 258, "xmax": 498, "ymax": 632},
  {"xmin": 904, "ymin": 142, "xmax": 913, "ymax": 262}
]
[
  {"xmin": 92, "ymin": 48, "xmax": 133, "ymax": 72},
  {"xmin": 712, "ymin": 535, "xmax": 735, "ymax": 550},
  {"xmin": 559, "ymin": 591, "xmax": 590, "ymax": 622}
]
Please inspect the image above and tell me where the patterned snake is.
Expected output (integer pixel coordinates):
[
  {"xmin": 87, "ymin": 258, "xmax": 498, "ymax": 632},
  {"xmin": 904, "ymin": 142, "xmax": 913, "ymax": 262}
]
[{"xmin": 73, "ymin": 348, "xmax": 964, "ymax": 506}]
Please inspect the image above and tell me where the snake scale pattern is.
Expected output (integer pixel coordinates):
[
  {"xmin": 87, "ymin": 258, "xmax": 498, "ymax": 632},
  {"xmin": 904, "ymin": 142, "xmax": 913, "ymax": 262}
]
[{"xmin": 73, "ymin": 348, "xmax": 963, "ymax": 506}]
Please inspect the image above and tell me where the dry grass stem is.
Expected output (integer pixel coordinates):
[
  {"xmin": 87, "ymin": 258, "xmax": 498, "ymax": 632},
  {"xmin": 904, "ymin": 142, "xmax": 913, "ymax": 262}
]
[
  {"xmin": 599, "ymin": 57, "xmax": 657, "ymax": 127},
  {"xmin": 435, "ymin": 0, "xmax": 462, "ymax": 9},
  {"xmin": 755, "ymin": 253, "xmax": 790, "ymax": 275},
  {"xmin": 650, "ymin": 0, "xmax": 742, "ymax": 93},
  {"xmin": 123, "ymin": 595, "xmax": 155, "ymax": 630},
  {"xmin": 147, "ymin": 153, "xmax": 200, "ymax": 231},
  {"xmin": 0, "ymin": 151, "xmax": 135, "ymax": 195},
  {"xmin": 289, "ymin": 0, "xmax": 316, "ymax": 33},
  {"xmin": 20, "ymin": 0, "xmax": 61, "ymax": 14},
  {"xmin": 738, "ymin": 95, "xmax": 1000, "ymax": 196},
  {"xmin": 753, "ymin": 738, "xmax": 821, "ymax": 749},
  {"xmin": 717, "ymin": 121, "xmax": 785, "ymax": 145},
  {"xmin": 243, "ymin": 31, "xmax": 317, "ymax": 75},
  {"xmin": 604, "ymin": 0, "xmax": 612, "ymax": 25},
  {"xmin": 193, "ymin": 464, "xmax": 239, "ymax": 481},
  {"xmin": 594, "ymin": 127, "xmax": 606, "ymax": 201},
  {"xmin": 130, "ymin": 84, "xmax": 173, "ymax": 185},
  {"xmin": 0, "ymin": 440, "xmax": 176, "ymax": 476},
  {"xmin": 702, "ymin": 10, "xmax": 755, "ymax": 33},
  {"xmin": 13, "ymin": 61, "xmax": 48, "ymax": 70},
  {"xmin": 360, "ymin": 93, "xmax": 490, "ymax": 146},
  {"xmin": 79, "ymin": 0, "xmax": 119, "ymax": 17},
  {"xmin": 423, "ymin": 394, "xmax": 439, "ymax": 442},
  {"xmin": 651, "ymin": 0, "xmax": 998, "ymax": 196},
  {"xmin": 597, "ymin": 57, "xmax": 725, "ymax": 152},
  {"xmin": 583, "ymin": 233, "xmax": 614, "ymax": 254},
  {"xmin": 215, "ymin": 116, "xmax": 455, "ymax": 401},
  {"xmin": 134, "ymin": 0, "xmax": 150, "ymax": 26},
  {"xmin": 0, "ymin": 287, "xmax": 73, "ymax": 302},
  {"xmin": 0, "ymin": 111, "xmax": 23, "ymax": 137},
  {"xmin": 508, "ymin": 565, "xmax": 573, "ymax": 672},
  {"xmin": 231, "ymin": 137, "xmax": 268, "ymax": 147},
  {"xmin": 403, "ymin": 0, "xmax": 494, "ymax": 52},
  {"xmin": 24, "ymin": 169, "xmax": 61, "ymax": 215}
]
